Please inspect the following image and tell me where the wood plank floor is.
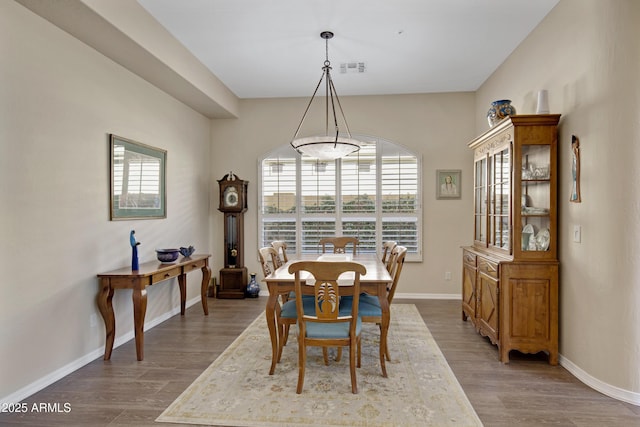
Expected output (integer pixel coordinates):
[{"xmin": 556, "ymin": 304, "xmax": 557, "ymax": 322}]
[{"xmin": 1, "ymin": 298, "xmax": 639, "ymax": 426}]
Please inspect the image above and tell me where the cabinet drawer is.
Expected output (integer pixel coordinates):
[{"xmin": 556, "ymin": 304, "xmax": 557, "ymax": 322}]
[
  {"xmin": 478, "ymin": 258, "xmax": 499, "ymax": 279},
  {"xmin": 152, "ymin": 268, "xmax": 180, "ymax": 284},
  {"xmin": 463, "ymin": 251, "xmax": 477, "ymax": 267},
  {"xmin": 183, "ymin": 259, "xmax": 206, "ymax": 273}
]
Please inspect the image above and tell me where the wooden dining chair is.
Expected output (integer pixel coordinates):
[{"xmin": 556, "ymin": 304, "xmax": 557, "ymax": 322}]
[
  {"xmin": 260, "ymin": 247, "xmax": 291, "ymax": 352},
  {"xmin": 341, "ymin": 245, "xmax": 407, "ymax": 365},
  {"xmin": 259, "ymin": 246, "xmax": 282, "ymax": 320},
  {"xmin": 319, "ymin": 236, "xmax": 359, "ymax": 256},
  {"xmin": 381, "ymin": 240, "xmax": 397, "ymax": 271},
  {"xmin": 271, "ymin": 240, "xmax": 291, "ymax": 304},
  {"xmin": 289, "ymin": 260, "xmax": 367, "ymax": 394},
  {"xmin": 259, "ymin": 246, "xmax": 278, "ymax": 277},
  {"xmin": 271, "ymin": 240, "xmax": 288, "ymax": 265},
  {"xmin": 260, "ymin": 247, "xmax": 313, "ymax": 362}
]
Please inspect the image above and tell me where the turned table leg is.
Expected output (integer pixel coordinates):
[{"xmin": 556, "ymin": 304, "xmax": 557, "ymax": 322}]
[
  {"xmin": 178, "ymin": 274, "xmax": 187, "ymax": 315},
  {"xmin": 378, "ymin": 286, "xmax": 390, "ymax": 378},
  {"xmin": 265, "ymin": 288, "xmax": 279, "ymax": 375},
  {"xmin": 200, "ymin": 264, "xmax": 211, "ymax": 315},
  {"xmin": 97, "ymin": 278, "xmax": 115, "ymax": 360},
  {"xmin": 132, "ymin": 283, "xmax": 147, "ymax": 361}
]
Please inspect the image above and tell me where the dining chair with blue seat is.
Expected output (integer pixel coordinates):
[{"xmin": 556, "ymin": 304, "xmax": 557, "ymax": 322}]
[
  {"xmin": 259, "ymin": 247, "xmax": 295, "ymax": 358},
  {"xmin": 259, "ymin": 247, "xmax": 283, "ymax": 323},
  {"xmin": 260, "ymin": 246, "xmax": 316, "ymax": 362},
  {"xmin": 341, "ymin": 245, "xmax": 407, "ymax": 364},
  {"xmin": 289, "ymin": 260, "xmax": 367, "ymax": 394}
]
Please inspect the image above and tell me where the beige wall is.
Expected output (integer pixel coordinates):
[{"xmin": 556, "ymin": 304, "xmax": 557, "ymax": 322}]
[
  {"xmin": 209, "ymin": 94, "xmax": 476, "ymax": 298},
  {"xmin": 476, "ymin": 0, "xmax": 640, "ymax": 399},
  {"xmin": 1, "ymin": 1, "xmax": 212, "ymax": 399}
]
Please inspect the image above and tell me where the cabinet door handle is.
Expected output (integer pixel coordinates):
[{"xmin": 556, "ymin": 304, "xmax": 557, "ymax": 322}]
[{"xmin": 164, "ymin": 273, "xmax": 171, "ymax": 278}]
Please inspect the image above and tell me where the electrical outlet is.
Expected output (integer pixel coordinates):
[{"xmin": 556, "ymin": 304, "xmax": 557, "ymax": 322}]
[
  {"xmin": 573, "ymin": 225, "xmax": 581, "ymax": 243},
  {"xmin": 90, "ymin": 313, "xmax": 97, "ymax": 327},
  {"xmin": 445, "ymin": 271, "xmax": 452, "ymax": 281}
]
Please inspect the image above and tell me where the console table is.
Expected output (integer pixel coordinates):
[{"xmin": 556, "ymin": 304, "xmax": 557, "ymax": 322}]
[{"xmin": 97, "ymin": 254, "xmax": 211, "ymax": 361}]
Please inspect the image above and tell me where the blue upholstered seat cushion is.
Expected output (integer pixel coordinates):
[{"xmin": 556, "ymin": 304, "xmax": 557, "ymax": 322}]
[
  {"xmin": 280, "ymin": 296, "xmax": 316, "ymax": 319},
  {"xmin": 340, "ymin": 294, "xmax": 382, "ymax": 317},
  {"xmin": 305, "ymin": 316, "xmax": 362, "ymax": 339},
  {"xmin": 358, "ymin": 302, "xmax": 382, "ymax": 317},
  {"xmin": 283, "ymin": 297, "xmax": 362, "ymax": 338},
  {"xmin": 359, "ymin": 294, "xmax": 381, "ymax": 307}
]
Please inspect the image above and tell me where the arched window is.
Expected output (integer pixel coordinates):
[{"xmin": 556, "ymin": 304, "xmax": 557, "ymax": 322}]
[{"xmin": 258, "ymin": 136, "xmax": 422, "ymax": 261}]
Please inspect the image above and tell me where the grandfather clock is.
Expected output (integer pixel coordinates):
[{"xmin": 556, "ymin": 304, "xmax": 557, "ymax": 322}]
[{"xmin": 217, "ymin": 172, "xmax": 248, "ymax": 299}]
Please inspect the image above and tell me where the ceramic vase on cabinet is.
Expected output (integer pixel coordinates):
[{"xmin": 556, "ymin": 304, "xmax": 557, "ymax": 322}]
[{"xmin": 487, "ymin": 99, "xmax": 516, "ymax": 127}]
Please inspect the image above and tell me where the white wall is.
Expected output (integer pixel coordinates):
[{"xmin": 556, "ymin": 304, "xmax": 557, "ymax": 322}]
[
  {"xmin": 209, "ymin": 94, "xmax": 476, "ymax": 298},
  {"xmin": 0, "ymin": 1, "xmax": 212, "ymax": 400},
  {"xmin": 476, "ymin": 0, "xmax": 640, "ymax": 401}
]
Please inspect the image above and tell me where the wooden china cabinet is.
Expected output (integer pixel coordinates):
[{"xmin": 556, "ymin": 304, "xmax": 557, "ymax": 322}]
[{"xmin": 461, "ymin": 114, "xmax": 560, "ymax": 365}]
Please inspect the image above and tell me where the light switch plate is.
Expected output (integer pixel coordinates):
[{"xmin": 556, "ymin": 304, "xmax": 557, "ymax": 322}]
[{"xmin": 573, "ymin": 225, "xmax": 581, "ymax": 243}]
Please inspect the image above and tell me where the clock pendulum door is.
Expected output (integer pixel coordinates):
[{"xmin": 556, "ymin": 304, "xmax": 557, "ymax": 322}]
[{"xmin": 218, "ymin": 212, "xmax": 247, "ymax": 298}]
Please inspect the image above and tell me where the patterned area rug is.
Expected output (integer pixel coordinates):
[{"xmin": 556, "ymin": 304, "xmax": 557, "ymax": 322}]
[{"xmin": 156, "ymin": 304, "xmax": 482, "ymax": 426}]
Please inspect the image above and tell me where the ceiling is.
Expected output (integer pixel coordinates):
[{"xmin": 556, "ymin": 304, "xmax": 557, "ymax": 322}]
[{"xmin": 137, "ymin": 0, "xmax": 559, "ymax": 99}]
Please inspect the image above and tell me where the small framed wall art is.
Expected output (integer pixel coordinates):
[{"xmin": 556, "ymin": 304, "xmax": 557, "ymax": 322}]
[
  {"xmin": 436, "ymin": 169, "xmax": 461, "ymax": 199},
  {"xmin": 570, "ymin": 135, "xmax": 581, "ymax": 203},
  {"xmin": 110, "ymin": 134, "xmax": 167, "ymax": 220}
]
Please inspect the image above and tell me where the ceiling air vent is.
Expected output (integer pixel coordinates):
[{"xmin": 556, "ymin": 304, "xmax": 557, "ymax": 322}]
[{"xmin": 340, "ymin": 62, "xmax": 366, "ymax": 74}]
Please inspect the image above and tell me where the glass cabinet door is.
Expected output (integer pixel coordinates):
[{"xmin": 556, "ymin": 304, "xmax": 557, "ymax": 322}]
[
  {"xmin": 520, "ymin": 144, "xmax": 551, "ymax": 252},
  {"xmin": 474, "ymin": 157, "xmax": 487, "ymax": 244},
  {"xmin": 489, "ymin": 147, "xmax": 510, "ymax": 251},
  {"xmin": 469, "ymin": 115, "xmax": 559, "ymax": 261}
]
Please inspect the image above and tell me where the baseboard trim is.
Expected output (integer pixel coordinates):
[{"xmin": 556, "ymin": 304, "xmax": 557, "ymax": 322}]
[
  {"xmin": 559, "ymin": 354, "xmax": 640, "ymax": 406},
  {"xmin": 0, "ymin": 296, "xmax": 201, "ymax": 405}
]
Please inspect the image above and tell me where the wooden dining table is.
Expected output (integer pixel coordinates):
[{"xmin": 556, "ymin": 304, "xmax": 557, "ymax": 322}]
[{"xmin": 263, "ymin": 254, "xmax": 393, "ymax": 376}]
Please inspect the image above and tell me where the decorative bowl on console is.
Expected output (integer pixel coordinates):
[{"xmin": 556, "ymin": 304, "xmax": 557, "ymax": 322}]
[
  {"xmin": 179, "ymin": 246, "xmax": 195, "ymax": 258},
  {"xmin": 156, "ymin": 248, "xmax": 180, "ymax": 263}
]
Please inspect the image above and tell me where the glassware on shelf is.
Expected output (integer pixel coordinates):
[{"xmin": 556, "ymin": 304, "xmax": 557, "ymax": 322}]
[
  {"xmin": 535, "ymin": 228, "xmax": 551, "ymax": 251},
  {"xmin": 522, "ymin": 163, "xmax": 550, "ymax": 180},
  {"xmin": 522, "ymin": 224, "xmax": 535, "ymax": 251},
  {"xmin": 523, "ymin": 206, "xmax": 549, "ymax": 215},
  {"xmin": 521, "ymin": 224, "xmax": 551, "ymax": 251}
]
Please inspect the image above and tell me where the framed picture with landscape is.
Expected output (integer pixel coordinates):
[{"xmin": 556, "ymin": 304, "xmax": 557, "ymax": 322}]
[
  {"xmin": 109, "ymin": 134, "xmax": 167, "ymax": 220},
  {"xmin": 436, "ymin": 169, "xmax": 461, "ymax": 199}
]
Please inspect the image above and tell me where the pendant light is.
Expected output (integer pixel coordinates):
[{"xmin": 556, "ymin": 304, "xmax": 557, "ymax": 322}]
[{"xmin": 290, "ymin": 31, "xmax": 361, "ymax": 160}]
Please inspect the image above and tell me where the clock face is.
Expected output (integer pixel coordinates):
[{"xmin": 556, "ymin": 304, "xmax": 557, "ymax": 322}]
[{"xmin": 224, "ymin": 186, "xmax": 239, "ymax": 207}]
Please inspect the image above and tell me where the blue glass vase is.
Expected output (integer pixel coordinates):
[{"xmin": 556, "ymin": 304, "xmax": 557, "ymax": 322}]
[
  {"xmin": 487, "ymin": 99, "xmax": 516, "ymax": 127},
  {"xmin": 246, "ymin": 273, "xmax": 260, "ymax": 298}
]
